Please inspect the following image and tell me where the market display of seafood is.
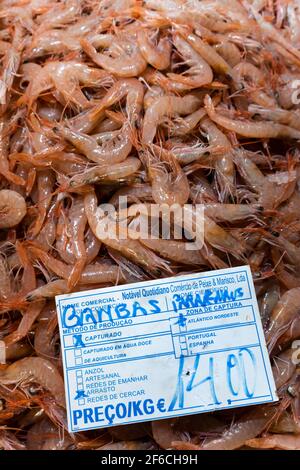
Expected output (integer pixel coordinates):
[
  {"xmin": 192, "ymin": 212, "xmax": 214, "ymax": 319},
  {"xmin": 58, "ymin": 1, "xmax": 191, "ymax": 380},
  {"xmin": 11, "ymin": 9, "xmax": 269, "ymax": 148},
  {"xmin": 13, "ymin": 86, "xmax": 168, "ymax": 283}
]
[{"xmin": 0, "ymin": 0, "xmax": 300, "ymax": 450}]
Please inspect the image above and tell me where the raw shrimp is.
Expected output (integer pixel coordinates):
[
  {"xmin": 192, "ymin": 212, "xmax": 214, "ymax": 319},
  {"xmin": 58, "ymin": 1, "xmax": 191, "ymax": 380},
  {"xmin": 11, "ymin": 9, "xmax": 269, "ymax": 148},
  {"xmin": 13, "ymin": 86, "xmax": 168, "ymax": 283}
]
[
  {"xmin": 83, "ymin": 79, "xmax": 144, "ymax": 132},
  {"xmin": 57, "ymin": 196, "xmax": 88, "ymax": 288},
  {"xmin": 141, "ymin": 145, "xmax": 190, "ymax": 205},
  {"xmin": 35, "ymin": 0, "xmax": 81, "ymax": 30},
  {"xmin": 0, "ymin": 255, "xmax": 11, "ymax": 300},
  {"xmin": 81, "ymin": 34, "xmax": 147, "ymax": 77},
  {"xmin": 266, "ymin": 287, "xmax": 300, "ymax": 352},
  {"xmin": 28, "ymin": 170, "xmax": 55, "ymax": 238},
  {"xmin": 108, "ymin": 184, "xmax": 153, "ymax": 207},
  {"xmin": 233, "ymin": 150, "xmax": 293, "ymax": 209},
  {"xmin": 33, "ymin": 304, "xmax": 57, "ymax": 363},
  {"xmin": 4, "ymin": 300, "xmax": 45, "ymax": 346},
  {"xmin": 0, "ymin": 190, "xmax": 26, "ymax": 228},
  {"xmin": 0, "ymin": 116, "xmax": 25, "ymax": 186},
  {"xmin": 3, "ymin": 0, "xmax": 300, "ymax": 450},
  {"xmin": 200, "ymin": 117, "xmax": 234, "ymax": 200},
  {"xmin": 167, "ymin": 141, "xmax": 214, "ymax": 164},
  {"xmin": 84, "ymin": 191, "xmax": 171, "ymax": 276},
  {"xmin": 270, "ymin": 409, "xmax": 300, "ymax": 435},
  {"xmin": 26, "ymin": 16, "xmax": 98, "ymax": 59},
  {"xmin": 28, "ymin": 244, "xmax": 124, "ymax": 285},
  {"xmin": 204, "ymin": 203, "xmax": 261, "ymax": 222},
  {"xmin": 0, "ymin": 25, "xmax": 24, "ymax": 112},
  {"xmin": 140, "ymin": 238, "xmax": 207, "ymax": 265},
  {"xmin": 259, "ymin": 282, "xmax": 280, "ymax": 328},
  {"xmin": 0, "ymin": 357, "xmax": 65, "ymax": 407},
  {"xmin": 0, "ymin": 429, "xmax": 25, "ymax": 450},
  {"xmin": 152, "ymin": 419, "xmax": 183, "ymax": 449},
  {"xmin": 214, "ymin": 41, "xmax": 241, "ymax": 67},
  {"xmin": 246, "ymin": 434, "xmax": 300, "ymax": 450},
  {"xmin": 169, "ymin": 107, "xmax": 207, "ymax": 136},
  {"xmin": 165, "ymin": 33, "xmax": 213, "ymax": 91},
  {"xmin": 203, "ymin": 213, "xmax": 246, "ymax": 258},
  {"xmin": 271, "ymin": 349, "xmax": 297, "ymax": 390},
  {"xmin": 174, "ymin": 25, "xmax": 232, "ymax": 76},
  {"xmin": 137, "ymin": 29, "xmax": 171, "ymax": 70},
  {"xmin": 68, "ymin": 157, "xmax": 141, "ymax": 188},
  {"xmin": 27, "ymin": 418, "xmax": 73, "ymax": 450},
  {"xmin": 245, "ymin": 2, "xmax": 300, "ymax": 67},
  {"xmin": 190, "ymin": 174, "xmax": 218, "ymax": 204},
  {"xmin": 232, "ymin": 62, "xmax": 276, "ymax": 108},
  {"xmin": 97, "ymin": 441, "xmax": 154, "ymax": 450},
  {"xmin": 142, "ymin": 94, "xmax": 201, "ymax": 144},
  {"xmin": 200, "ymin": 407, "xmax": 277, "ymax": 450},
  {"xmin": 19, "ymin": 61, "xmax": 113, "ymax": 110},
  {"xmin": 54, "ymin": 123, "xmax": 132, "ymax": 164},
  {"xmin": 248, "ymin": 104, "xmax": 300, "ymax": 131},
  {"xmin": 204, "ymin": 95, "xmax": 300, "ymax": 139}
]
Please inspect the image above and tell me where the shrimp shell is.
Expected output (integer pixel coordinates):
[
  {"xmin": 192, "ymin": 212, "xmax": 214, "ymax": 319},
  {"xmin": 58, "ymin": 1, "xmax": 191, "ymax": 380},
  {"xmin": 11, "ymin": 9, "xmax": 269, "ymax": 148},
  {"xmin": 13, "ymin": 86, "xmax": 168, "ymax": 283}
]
[
  {"xmin": 0, "ymin": 190, "xmax": 27, "ymax": 228},
  {"xmin": 0, "ymin": 357, "xmax": 65, "ymax": 407}
]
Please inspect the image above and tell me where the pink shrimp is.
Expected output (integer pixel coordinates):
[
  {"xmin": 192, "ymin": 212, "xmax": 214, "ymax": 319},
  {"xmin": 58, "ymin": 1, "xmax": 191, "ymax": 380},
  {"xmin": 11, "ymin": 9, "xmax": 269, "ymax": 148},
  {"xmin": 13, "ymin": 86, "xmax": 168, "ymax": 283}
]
[
  {"xmin": 81, "ymin": 33, "xmax": 147, "ymax": 78},
  {"xmin": 248, "ymin": 104, "xmax": 300, "ymax": 131},
  {"xmin": 35, "ymin": 0, "xmax": 81, "ymax": 30},
  {"xmin": 0, "ymin": 115, "xmax": 26, "ymax": 186},
  {"xmin": 26, "ymin": 16, "xmax": 98, "ymax": 59},
  {"xmin": 233, "ymin": 149, "xmax": 295, "ymax": 209},
  {"xmin": 152, "ymin": 419, "xmax": 184, "ymax": 449},
  {"xmin": 18, "ymin": 61, "xmax": 113, "ymax": 110},
  {"xmin": 0, "ymin": 429, "xmax": 25, "ymax": 450},
  {"xmin": 0, "ymin": 357, "xmax": 65, "ymax": 407},
  {"xmin": 54, "ymin": 122, "xmax": 132, "ymax": 164},
  {"xmin": 214, "ymin": 41, "xmax": 241, "ymax": 67},
  {"xmin": 140, "ymin": 238, "xmax": 207, "ymax": 265},
  {"xmin": 68, "ymin": 157, "xmax": 141, "ymax": 188},
  {"xmin": 165, "ymin": 32, "xmax": 213, "ymax": 91},
  {"xmin": 232, "ymin": 62, "xmax": 277, "ymax": 108},
  {"xmin": 142, "ymin": 94, "xmax": 201, "ymax": 144},
  {"xmin": 28, "ymin": 170, "xmax": 55, "ymax": 238},
  {"xmin": 245, "ymin": 1, "xmax": 300, "ymax": 67},
  {"xmin": 174, "ymin": 24, "xmax": 232, "ymax": 76},
  {"xmin": 34, "ymin": 304, "xmax": 57, "ymax": 362},
  {"xmin": 4, "ymin": 300, "xmax": 45, "ymax": 346},
  {"xmin": 266, "ymin": 287, "xmax": 300, "ymax": 352},
  {"xmin": 0, "ymin": 190, "xmax": 27, "ymax": 228},
  {"xmin": 204, "ymin": 95, "xmax": 300, "ymax": 139},
  {"xmin": 200, "ymin": 117, "xmax": 234, "ymax": 200},
  {"xmin": 84, "ymin": 191, "xmax": 171, "ymax": 276},
  {"xmin": 75, "ymin": 78, "xmax": 144, "ymax": 133},
  {"xmin": 246, "ymin": 433, "xmax": 300, "ymax": 450},
  {"xmin": 0, "ymin": 25, "xmax": 24, "ymax": 113},
  {"xmin": 141, "ymin": 144, "xmax": 190, "ymax": 205},
  {"xmin": 137, "ymin": 28, "xmax": 171, "ymax": 70}
]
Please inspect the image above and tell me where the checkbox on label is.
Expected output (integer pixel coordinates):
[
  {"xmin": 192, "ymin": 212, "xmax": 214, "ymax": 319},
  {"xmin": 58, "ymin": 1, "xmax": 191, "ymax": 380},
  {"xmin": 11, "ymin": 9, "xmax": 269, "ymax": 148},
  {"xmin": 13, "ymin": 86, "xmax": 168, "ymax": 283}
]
[
  {"xmin": 74, "ymin": 348, "xmax": 82, "ymax": 357},
  {"xmin": 76, "ymin": 370, "xmax": 83, "ymax": 378},
  {"xmin": 78, "ymin": 399, "xmax": 85, "ymax": 406},
  {"xmin": 75, "ymin": 357, "xmax": 83, "ymax": 365}
]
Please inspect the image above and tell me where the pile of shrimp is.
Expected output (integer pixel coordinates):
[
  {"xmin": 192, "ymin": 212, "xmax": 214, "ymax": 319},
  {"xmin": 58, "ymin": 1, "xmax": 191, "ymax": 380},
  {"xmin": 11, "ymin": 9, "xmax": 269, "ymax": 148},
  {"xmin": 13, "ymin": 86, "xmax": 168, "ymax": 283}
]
[{"xmin": 0, "ymin": 0, "xmax": 300, "ymax": 451}]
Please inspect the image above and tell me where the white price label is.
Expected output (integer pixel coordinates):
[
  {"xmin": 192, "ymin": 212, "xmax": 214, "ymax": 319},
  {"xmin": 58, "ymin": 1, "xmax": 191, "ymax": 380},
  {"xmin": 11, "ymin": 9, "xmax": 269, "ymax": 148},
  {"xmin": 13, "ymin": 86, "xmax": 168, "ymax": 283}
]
[{"xmin": 56, "ymin": 265, "xmax": 278, "ymax": 433}]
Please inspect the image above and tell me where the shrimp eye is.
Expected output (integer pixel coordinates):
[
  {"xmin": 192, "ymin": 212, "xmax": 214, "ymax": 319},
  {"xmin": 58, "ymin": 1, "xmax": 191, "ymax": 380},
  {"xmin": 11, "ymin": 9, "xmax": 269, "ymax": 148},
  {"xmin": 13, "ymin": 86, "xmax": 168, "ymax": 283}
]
[
  {"xmin": 271, "ymin": 230, "xmax": 280, "ymax": 238},
  {"xmin": 28, "ymin": 385, "xmax": 40, "ymax": 396}
]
